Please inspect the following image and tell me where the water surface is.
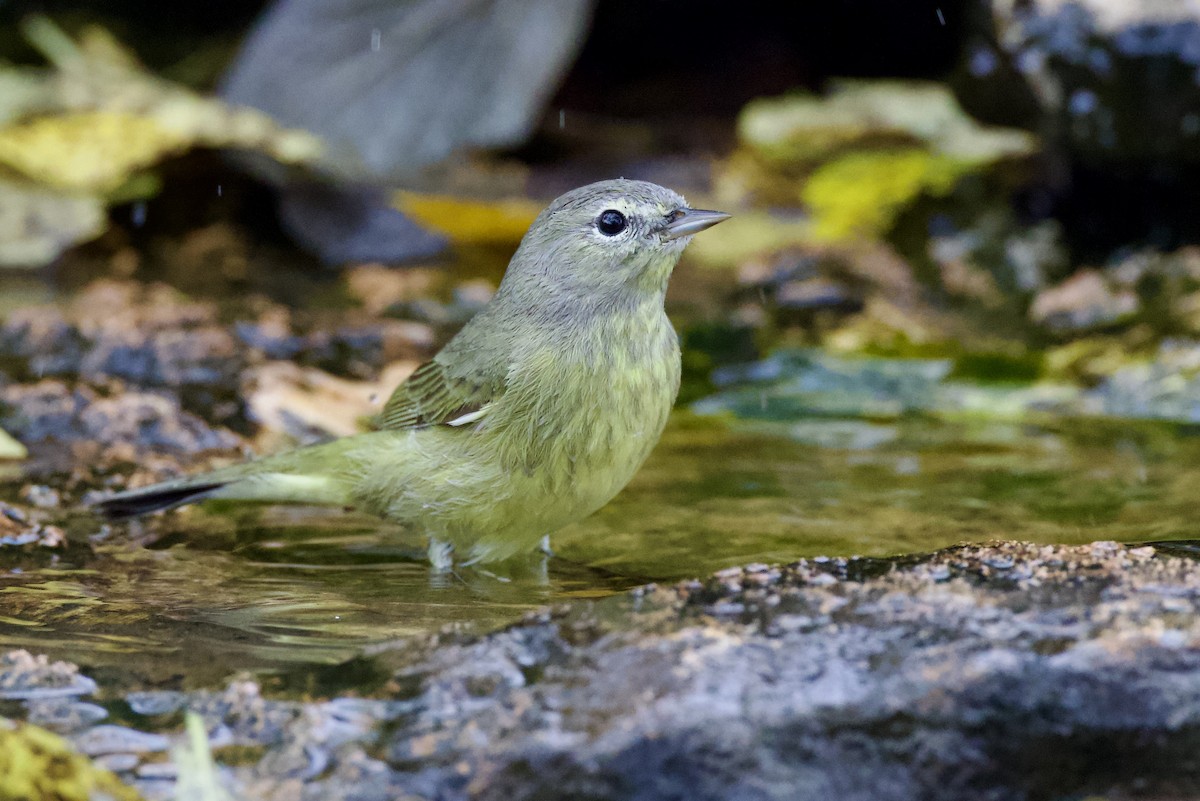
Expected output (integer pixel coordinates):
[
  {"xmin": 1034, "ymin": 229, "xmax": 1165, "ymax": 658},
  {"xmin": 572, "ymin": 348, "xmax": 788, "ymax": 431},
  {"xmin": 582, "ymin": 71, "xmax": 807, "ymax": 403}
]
[{"xmin": 0, "ymin": 411, "xmax": 1196, "ymax": 688}]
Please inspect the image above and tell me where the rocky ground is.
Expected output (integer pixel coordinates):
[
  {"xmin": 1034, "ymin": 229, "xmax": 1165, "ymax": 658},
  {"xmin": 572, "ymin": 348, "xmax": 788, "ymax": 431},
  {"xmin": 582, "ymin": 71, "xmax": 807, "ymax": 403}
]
[{"xmin": 1, "ymin": 540, "xmax": 1198, "ymax": 801}]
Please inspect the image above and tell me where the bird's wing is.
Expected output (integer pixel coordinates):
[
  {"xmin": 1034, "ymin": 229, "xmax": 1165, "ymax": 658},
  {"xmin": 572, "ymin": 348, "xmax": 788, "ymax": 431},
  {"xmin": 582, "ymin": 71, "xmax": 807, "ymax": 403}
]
[{"xmin": 376, "ymin": 359, "xmax": 499, "ymax": 431}]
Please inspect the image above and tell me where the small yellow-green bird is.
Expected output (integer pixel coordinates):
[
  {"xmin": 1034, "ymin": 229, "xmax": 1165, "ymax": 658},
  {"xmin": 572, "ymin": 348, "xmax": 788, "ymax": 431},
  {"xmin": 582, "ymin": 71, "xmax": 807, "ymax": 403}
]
[{"xmin": 94, "ymin": 180, "xmax": 729, "ymax": 566}]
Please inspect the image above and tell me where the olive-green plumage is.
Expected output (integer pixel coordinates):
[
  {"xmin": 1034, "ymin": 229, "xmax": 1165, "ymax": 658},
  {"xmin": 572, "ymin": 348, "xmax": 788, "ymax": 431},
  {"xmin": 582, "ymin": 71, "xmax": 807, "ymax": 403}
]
[{"xmin": 93, "ymin": 180, "xmax": 729, "ymax": 566}]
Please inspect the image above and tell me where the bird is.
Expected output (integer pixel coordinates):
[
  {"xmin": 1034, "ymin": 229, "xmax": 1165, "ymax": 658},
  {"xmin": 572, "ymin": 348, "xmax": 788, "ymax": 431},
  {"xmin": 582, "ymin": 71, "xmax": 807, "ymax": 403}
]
[{"xmin": 93, "ymin": 179, "xmax": 730, "ymax": 567}]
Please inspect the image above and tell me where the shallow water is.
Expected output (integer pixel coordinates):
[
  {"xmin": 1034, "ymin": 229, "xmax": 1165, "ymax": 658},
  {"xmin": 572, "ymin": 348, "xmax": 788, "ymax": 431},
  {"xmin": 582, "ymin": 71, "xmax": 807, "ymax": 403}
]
[{"xmin": 1, "ymin": 410, "xmax": 1198, "ymax": 689}]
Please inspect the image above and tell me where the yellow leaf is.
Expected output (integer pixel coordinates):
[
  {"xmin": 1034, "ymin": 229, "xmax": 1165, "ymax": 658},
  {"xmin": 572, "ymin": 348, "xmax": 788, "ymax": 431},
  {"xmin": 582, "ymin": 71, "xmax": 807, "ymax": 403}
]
[
  {"xmin": 801, "ymin": 149, "xmax": 969, "ymax": 242},
  {"xmin": 0, "ymin": 428, "xmax": 26, "ymax": 460},
  {"xmin": 0, "ymin": 111, "xmax": 188, "ymax": 193},
  {"xmin": 394, "ymin": 190, "xmax": 542, "ymax": 246},
  {"xmin": 0, "ymin": 717, "xmax": 144, "ymax": 801}
]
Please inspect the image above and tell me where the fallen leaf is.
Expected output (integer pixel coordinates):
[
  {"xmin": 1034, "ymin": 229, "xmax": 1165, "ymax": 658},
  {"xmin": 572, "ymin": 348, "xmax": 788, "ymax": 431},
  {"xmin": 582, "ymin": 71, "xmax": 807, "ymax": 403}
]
[{"xmin": 394, "ymin": 191, "xmax": 542, "ymax": 246}]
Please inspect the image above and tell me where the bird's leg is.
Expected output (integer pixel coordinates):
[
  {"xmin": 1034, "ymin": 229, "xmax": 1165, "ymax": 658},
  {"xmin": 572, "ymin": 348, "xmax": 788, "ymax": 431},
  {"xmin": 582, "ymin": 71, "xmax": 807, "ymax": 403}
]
[{"xmin": 427, "ymin": 538, "xmax": 454, "ymax": 573}]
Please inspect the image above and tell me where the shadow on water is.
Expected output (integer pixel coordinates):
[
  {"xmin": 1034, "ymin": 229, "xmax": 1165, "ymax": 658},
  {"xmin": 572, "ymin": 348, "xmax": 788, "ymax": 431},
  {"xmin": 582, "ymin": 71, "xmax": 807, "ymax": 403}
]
[{"xmin": 3, "ymin": 412, "xmax": 1200, "ymax": 689}]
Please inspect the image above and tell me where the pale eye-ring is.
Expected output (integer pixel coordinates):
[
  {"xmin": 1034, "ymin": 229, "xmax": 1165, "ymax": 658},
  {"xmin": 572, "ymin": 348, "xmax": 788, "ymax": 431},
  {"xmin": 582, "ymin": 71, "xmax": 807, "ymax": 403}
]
[{"xmin": 596, "ymin": 209, "xmax": 627, "ymax": 236}]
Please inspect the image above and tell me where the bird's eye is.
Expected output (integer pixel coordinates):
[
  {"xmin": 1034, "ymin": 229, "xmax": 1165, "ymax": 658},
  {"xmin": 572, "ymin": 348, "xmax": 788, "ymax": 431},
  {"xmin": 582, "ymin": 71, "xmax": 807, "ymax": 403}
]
[{"xmin": 597, "ymin": 209, "xmax": 627, "ymax": 236}]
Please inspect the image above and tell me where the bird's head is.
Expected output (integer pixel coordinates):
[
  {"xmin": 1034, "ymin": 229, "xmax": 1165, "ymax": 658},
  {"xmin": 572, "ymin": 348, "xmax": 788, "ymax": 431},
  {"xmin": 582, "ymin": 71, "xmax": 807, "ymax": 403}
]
[{"xmin": 502, "ymin": 179, "xmax": 730, "ymax": 303}]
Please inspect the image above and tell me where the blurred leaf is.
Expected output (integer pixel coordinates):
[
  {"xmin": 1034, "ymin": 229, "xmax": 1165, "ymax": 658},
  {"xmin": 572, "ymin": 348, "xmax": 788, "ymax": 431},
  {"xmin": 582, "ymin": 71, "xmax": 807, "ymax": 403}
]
[
  {"xmin": 394, "ymin": 190, "xmax": 541, "ymax": 246},
  {"xmin": 0, "ymin": 717, "xmax": 144, "ymax": 801},
  {"xmin": 0, "ymin": 428, "xmax": 28, "ymax": 460},
  {"xmin": 173, "ymin": 711, "xmax": 231, "ymax": 801},
  {"xmin": 221, "ymin": 0, "xmax": 595, "ymax": 181},
  {"xmin": 802, "ymin": 149, "xmax": 968, "ymax": 242},
  {"xmin": 721, "ymin": 81, "xmax": 1038, "ymax": 240},
  {"xmin": 0, "ymin": 17, "xmax": 327, "ymax": 267},
  {"xmin": 0, "ymin": 71, "xmax": 52, "ymax": 128},
  {"xmin": 0, "ymin": 111, "xmax": 189, "ymax": 193},
  {"xmin": 740, "ymin": 80, "xmax": 1037, "ymax": 166},
  {"xmin": 0, "ymin": 177, "xmax": 105, "ymax": 268}
]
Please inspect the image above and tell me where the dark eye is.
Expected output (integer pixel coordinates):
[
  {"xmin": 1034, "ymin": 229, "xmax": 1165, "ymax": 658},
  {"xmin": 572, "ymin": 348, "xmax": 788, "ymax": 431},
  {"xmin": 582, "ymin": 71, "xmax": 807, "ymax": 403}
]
[{"xmin": 597, "ymin": 209, "xmax": 627, "ymax": 236}]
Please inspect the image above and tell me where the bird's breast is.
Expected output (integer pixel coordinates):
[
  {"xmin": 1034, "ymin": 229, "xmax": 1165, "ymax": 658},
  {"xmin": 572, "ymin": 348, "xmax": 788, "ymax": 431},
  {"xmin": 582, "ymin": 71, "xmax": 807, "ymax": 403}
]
[{"xmin": 490, "ymin": 307, "xmax": 681, "ymax": 492}]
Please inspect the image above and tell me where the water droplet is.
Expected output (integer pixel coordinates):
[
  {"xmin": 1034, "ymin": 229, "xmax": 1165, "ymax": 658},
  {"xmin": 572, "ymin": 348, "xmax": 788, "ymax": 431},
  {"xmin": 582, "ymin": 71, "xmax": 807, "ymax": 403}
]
[{"xmin": 936, "ymin": 7, "xmax": 945, "ymax": 25}]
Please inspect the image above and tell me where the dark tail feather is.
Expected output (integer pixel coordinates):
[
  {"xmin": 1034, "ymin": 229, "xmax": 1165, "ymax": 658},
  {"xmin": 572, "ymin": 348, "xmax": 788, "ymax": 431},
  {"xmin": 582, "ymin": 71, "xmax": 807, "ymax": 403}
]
[{"xmin": 92, "ymin": 481, "xmax": 230, "ymax": 520}]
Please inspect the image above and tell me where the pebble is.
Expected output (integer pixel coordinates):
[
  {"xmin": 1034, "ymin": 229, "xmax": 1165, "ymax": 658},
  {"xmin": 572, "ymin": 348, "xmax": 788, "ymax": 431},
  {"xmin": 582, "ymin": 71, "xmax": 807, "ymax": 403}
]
[{"xmin": 73, "ymin": 724, "xmax": 170, "ymax": 756}]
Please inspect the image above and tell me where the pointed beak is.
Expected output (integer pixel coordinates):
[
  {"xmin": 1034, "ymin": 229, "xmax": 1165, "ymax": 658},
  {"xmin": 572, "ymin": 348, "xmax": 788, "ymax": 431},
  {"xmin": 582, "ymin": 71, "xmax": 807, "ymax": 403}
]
[{"xmin": 662, "ymin": 208, "xmax": 732, "ymax": 240}]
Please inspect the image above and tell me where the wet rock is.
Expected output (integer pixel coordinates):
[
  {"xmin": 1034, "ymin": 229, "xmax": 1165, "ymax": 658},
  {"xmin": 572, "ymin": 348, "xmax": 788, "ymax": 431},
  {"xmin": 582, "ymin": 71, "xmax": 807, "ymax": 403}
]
[
  {"xmin": 9, "ymin": 542, "xmax": 1200, "ymax": 799},
  {"xmin": 19, "ymin": 484, "xmax": 61, "ymax": 509},
  {"xmin": 0, "ymin": 281, "xmax": 241, "ymax": 389},
  {"xmin": 697, "ymin": 348, "xmax": 1076, "ymax": 422},
  {"xmin": 72, "ymin": 724, "xmax": 170, "ymax": 757},
  {"xmin": 187, "ymin": 679, "xmax": 299, "ymax": 749},
  {"xmin": 24, "ymin": 699, "xmax": 108, "ymax": 733},
  {"xmin": 737, "ymin": 253, "xmax": 865, "ymax": 318},
  {"xmin": 1, "ymin": 380, "xmax": 243, "ymax": 456},
  {"xmin": 134, "ymin": 761, "xmax": 179, "ymax": 781},
  {"xmin": 1110, "ymin": 246, "xmax": 1200, "ymax": 334},
  {"xmin": 775, "ymin": 275, "xmax": 863, "ymax": 313},
  {"xmin": 296, "ymin": 322, "xmax": 432, "ymax": 379},
  {"xmin": 0, "ymin": 515, "xmax": 65, "ymax": 548},
  {"xmin": 348, "ymin": 541, "xmax": 1200, "ymax": 801},
  {"xmin": 94, "ymin": 752, "xmax": 142, "ymax": 774},
  {"xmin": 1029, "ymin": 269, "xmax": 1139, "ymax": 332},
  {"xmin": 125, "ymin": 691, "xmax": 188, "ymax": 718},
  {"xmin": 926, "ymin": 212, "xmax": 1063, "ymax": 300},
  {"xmin": 275, "ymin": 183, "xmax": 448, "ymax": 267},
  {"xmin": 1080, "ymin": 342, "xmax": 1200, "ymax": 422},
  {"xmin": 972, "ymin": 0, "xmax": 1200, "ymax": 164},
  {"xmin": 0, "ymin": 649, "xmax": 97, "ymax": 700},
  {"xmin": 383, "ymin": 281, "xmax": 495, "ymax": 334},
  {"xmin": 235, "ymin": 310, "xmax": 432, "ymax": 380}
]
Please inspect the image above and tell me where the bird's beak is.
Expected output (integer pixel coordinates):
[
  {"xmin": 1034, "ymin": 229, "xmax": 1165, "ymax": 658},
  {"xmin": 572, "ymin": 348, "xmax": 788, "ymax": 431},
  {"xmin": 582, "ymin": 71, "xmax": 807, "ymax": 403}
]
[{"xmin": 662, "ymin": 208, "xmax": 732, "ymax": 240}]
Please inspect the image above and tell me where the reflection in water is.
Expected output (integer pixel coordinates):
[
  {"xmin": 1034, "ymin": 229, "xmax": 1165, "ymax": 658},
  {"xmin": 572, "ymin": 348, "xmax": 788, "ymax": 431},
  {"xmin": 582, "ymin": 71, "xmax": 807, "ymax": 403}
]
[{"xmin": 1, "ymin": 413, "xmax": 1199, "ymax": 686}]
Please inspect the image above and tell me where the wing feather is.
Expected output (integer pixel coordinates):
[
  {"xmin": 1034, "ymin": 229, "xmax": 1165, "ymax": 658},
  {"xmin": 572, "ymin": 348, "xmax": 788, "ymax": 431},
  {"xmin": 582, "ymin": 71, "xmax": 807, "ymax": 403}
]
[{"xmin": 376, "ymin": 359, "xmax": 497, "ymax": 431}]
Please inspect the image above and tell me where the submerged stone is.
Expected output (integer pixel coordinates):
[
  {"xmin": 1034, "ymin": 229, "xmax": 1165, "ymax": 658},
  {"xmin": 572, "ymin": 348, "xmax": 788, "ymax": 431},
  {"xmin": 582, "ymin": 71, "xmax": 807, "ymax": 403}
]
[{"xmin": 0, "ymin": 649, "xmax": 96, "ymax": 700}]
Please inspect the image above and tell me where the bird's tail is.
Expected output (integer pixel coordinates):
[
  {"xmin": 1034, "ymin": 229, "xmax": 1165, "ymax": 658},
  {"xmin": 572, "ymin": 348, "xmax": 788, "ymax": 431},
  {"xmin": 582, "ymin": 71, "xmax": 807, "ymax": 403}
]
[{"xmin": 91, "ymin": 441, "xmax": 356, "ymax": 520}]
